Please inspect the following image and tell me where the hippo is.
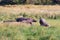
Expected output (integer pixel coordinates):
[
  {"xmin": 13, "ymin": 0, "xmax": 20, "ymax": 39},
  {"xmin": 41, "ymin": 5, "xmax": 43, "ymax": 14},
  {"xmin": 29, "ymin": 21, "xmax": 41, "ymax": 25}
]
[
  {"xmin": 25, "ymin": 18, "xmax": 37, "ymax": 25},
  {"xmin": 16, "ymin": 17, "xmax": 37, "ymax": 25},
  {"xmin": 39, "ymin": 17, "xmax": 49, "ymax": 27},
  {"xmin": 16, "ymin": 17, "xmax": 27, "ymax": 22}
]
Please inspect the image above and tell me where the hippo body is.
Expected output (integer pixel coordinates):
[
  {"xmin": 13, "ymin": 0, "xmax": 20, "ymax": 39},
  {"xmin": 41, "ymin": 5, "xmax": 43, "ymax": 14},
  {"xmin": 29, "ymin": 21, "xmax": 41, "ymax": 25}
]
[
  {"xmin": 16, "ymin": 17, "xmax": 27, "ymax": 22},
  {"xmin": 16, "ymin": 17, "xmax": 37, "ymax": 25}
]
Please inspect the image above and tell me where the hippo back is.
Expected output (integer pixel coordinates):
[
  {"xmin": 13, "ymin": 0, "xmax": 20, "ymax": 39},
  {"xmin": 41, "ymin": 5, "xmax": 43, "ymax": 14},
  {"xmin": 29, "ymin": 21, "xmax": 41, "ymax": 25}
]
[{"xmin": 16, "ymin": 17, "xmax": 27, "ymax": 22}]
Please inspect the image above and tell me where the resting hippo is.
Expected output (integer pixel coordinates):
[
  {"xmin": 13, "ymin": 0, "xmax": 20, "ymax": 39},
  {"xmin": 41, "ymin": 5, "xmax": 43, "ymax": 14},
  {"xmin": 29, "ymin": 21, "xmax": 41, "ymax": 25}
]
[
  {"xmin": 16, "ymin": 17, "xmax": 37, "ymax": 25},
  {"xmin": 16, "ymin": 17, "xmax": 27, "ymax": 22}
]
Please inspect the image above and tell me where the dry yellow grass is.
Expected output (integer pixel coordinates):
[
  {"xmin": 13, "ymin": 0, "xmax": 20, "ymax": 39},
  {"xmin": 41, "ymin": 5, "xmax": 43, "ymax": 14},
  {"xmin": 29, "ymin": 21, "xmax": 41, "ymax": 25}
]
[
  {"xmin": 0, "ymin": 5, "xmax": 60, "ymax": 27},
  {"xmin": 0, "ymin": 5, "xmax": 60, "ymax": 15},
  {"xmin": 0, "ymin": 5, "xmax": 60, "ymax": 40}
]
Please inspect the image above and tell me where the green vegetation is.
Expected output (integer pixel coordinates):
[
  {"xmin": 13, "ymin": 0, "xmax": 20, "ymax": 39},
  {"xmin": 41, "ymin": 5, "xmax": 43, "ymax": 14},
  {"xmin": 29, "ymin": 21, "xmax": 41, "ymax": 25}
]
[
  {"xmin": 0, "ymin": 0, "xmax": 60, "ymax": 5},
  {"xmin": 0, "ymin": 5, "xmax": 60, "ymax": 40},
  {"xmin": 0, "ymin": 19, "xmax": 60, "ymax": 40},
  {"xmin": 0, "ymin": 12, "xmax": 60, "ymax": 40},
  {"xmin": 0, "ymin": 12, "xmax": 60, "ymax": 22}
]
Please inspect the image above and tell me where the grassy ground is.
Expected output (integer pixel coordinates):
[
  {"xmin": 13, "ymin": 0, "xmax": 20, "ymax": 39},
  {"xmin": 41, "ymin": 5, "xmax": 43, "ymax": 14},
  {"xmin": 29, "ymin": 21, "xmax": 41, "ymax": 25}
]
[
  {"xmin": 0, "ymin": 19, "xmax": 60, "ymax": 40},
  {"xmin": 0, "ymin": 5, "xmax": 60, "ymax": 40}
]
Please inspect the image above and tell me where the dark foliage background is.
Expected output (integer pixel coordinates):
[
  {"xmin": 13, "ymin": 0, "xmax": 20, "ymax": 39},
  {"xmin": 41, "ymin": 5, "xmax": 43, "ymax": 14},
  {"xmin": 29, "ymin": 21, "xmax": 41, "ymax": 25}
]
[{"xmin": 0, "ymin": 0, "xmax": 60, "ymax": 5}]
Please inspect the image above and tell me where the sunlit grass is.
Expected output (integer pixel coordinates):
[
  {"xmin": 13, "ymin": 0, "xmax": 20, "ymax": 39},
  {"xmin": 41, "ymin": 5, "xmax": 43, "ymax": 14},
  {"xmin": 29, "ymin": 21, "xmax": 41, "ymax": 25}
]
[
  {"xmin": 0, "ymin": 19, "xmax": 60, "ymax": 40},
  {"xmin": 0, "ymin": 5, "xmax": 60, "ymax": 40}
]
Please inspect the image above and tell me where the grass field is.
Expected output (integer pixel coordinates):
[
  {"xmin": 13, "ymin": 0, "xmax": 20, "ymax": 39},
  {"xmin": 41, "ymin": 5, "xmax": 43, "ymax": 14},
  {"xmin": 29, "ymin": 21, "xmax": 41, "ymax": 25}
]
[{"xmin": 0, "ymin": 5, "xmax": 60, "ymax": 40}]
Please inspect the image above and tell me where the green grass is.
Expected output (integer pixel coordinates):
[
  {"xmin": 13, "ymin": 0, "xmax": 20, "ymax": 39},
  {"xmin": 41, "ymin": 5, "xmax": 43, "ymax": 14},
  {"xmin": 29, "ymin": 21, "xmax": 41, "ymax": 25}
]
[
  {"xmin": 0, "ymin": 19, "xmax": 60, "ymax": 40},
  {"xmin": 0, "ymin": 12, "xmax": 60, "ymax": 40}
]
